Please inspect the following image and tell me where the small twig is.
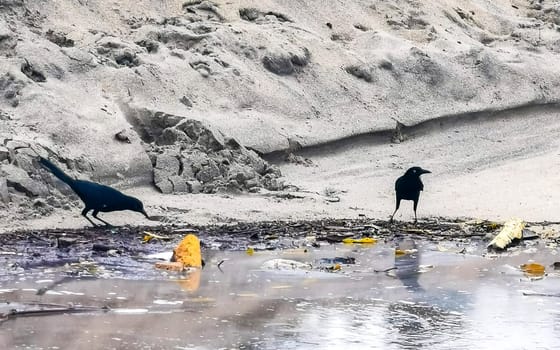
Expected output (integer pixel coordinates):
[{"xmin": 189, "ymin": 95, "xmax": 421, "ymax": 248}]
[
  {"xmin": 36, "ymin": 276, "xmax": 97, "ymax": 296},
  {"xmin": 523, "ymin": 291, "xmax": 560, "ymax": 298},
  {"xmin": 374, "ymin": 267, "xmax": 397, "ymax": 273},
  {"xmin": 217, "ymin": 259, "xmax": 227, "ymax": 273},
  {"xmin": 21, "ymin": 258, "xmax": 81, "ymax": 270},
  {"xmin": 444, "ymin": 233, "xmax": 487, "ymax": 238},
  {"xmin": 1, "ymin": 305, "xmax": 109, "ymax": 323},
  {"xmin": 28, "ymin": 233, "xmax": 52, "ymax": 244}
]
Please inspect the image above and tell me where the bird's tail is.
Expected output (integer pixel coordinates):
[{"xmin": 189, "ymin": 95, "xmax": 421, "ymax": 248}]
[{"xmin": 39, "ymin": 157, "xmax": 75, "ymax": 188}]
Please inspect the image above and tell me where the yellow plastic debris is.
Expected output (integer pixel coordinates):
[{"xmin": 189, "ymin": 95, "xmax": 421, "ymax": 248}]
[
  {"xmin": 487, "ymin": 221, "xmax": 501, "ymax": 230},
  {"xmin": 520, "ymin": 263, "xmax": 545, "ymax": 277},
  {"xmin": 487, "ymin": 218, "xmax": 525, "ymax": 250},
  {"xmin": 142, "ymin": 231, "xmax": 171, "ymax": 243},
  {"xmin": 342, "ymin": 237, "xmax": 377, "ymax": 244},
  {"xmin": 172, "ymin": 234, "xmax": 202, "ymax": 268},
  {"xmin": 246, "ymin": 247, "xmax": 255, "ymax": 256}
]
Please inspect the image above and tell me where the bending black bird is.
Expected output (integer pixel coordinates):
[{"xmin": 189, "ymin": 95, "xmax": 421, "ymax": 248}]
[
  {"xmin": 390, "ymin": 166, "xmax": 431, "ymax": 223},
  {"xmin": 39, "ymin": 157, "xmax": 149, "ymax": 227}
]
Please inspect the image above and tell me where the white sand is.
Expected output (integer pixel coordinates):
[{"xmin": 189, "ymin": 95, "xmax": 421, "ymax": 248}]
[{"xmin": 2, "ymin": 0, "xmax": 560, "ymax": 231}]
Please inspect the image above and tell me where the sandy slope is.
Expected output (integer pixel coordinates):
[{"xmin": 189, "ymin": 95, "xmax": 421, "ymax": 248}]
[
  {"xmin": 4, "ymin": 0, "xmax": 560, "ymax": 153},
  {"xmin": 3, "ymin": 102, "xmax": 559, "ymax": 233},
  {"xmin": 2, "ymin": 0, "xmax": 560, "ymax": 231}
]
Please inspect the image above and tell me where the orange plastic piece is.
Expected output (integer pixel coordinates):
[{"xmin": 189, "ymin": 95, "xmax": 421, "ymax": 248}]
[
  {"xmin": 520, "ymin": 263, "xmax": 545, "ymax": 276},
  {"xmin": 172, "ymin": 234, "xmax": 202, "ymax": 268}
]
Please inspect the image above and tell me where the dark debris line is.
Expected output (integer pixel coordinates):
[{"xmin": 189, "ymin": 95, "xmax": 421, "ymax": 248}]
[
  {"xmin": 0, "ymin": 218, "xmax": 557, "ymax": 272},
  {"xmin": 0, "ymin": 218, "xmax": 484, "ymax": 252}
]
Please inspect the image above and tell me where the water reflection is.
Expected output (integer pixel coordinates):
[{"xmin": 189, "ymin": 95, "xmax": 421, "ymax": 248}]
[
  {"xmin": 0, "ymin": 241, "xmax": 559, "ymax": 349},
  {"xmin": 393, "ymin": 239, "xmax": 424, "ymax": 292},
  {"xmin": 386, "ymin": 239, "xmax": 464, "ymax": 349}
]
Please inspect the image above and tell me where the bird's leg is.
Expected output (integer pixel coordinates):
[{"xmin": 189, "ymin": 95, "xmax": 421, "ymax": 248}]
[
  {"xmin": 390, "ymin": 199, "xmax": 401, "ymax": 223},
  {"xmin": 389, "ymin": 210, "xmax": 397, "ymax": 223},
  {"xmin": 92, "ymin": 210, "xmax": 113, "ymax": 227},
  {"xmin": 81, "ymin": 208, "xmax": 99, "ymax": 227},
  {"xmin": 413, "ymin": 200, "xmax": 419, "ymax": 224}
]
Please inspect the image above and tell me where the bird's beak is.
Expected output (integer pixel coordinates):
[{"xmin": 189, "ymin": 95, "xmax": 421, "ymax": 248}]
[
  {"xmin": 421, "ymin": 169, "xmax": 431, "ymax": 174},
  {"xmin": 141, "ymin": 209, "xmax": 150, "ymax": 219}
]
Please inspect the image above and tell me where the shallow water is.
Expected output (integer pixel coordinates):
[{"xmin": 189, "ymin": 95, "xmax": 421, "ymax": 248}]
[{"xmin": 1, "ymin": 239, "xmax": 559, "ymax": 350}]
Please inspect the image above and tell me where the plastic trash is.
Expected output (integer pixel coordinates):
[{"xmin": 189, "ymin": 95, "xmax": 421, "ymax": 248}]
[
  {"xmin": 342, "ymin": 237, "xmax": 377, "ymax": 244},
  {"xmin": 154, "ymin": 234, "xmax": 202, "ymax": 271},
  {"xmin": 520, "ymin": 263, "xmax": 545, "ymax": 277},
  {"xmin": 487, "ymin": 218, "xmax": 525, "ymax": 251},
  {"xmin": 172, "ymin": 234, "xmax": 202, "ymax": 268}
]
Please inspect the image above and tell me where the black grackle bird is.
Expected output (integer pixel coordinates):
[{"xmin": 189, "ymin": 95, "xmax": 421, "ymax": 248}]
[
  {"xmin": 39, "ymin": 157, "xmax": 149, "ymax": 227},
  {"xmin": 390, "ymin": 166, "xmax": 431, "ymax": 223}
]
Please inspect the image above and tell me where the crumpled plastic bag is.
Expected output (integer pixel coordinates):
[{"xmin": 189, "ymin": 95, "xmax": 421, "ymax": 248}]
[{"xmin": 487, "ymin": 218, "xmax": 525, "ymax": 250}]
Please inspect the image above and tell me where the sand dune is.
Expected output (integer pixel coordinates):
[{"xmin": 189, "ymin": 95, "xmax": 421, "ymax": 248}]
[{"xmin": 1, "ymin": 0, "xmax": 560, "ymax": 229}]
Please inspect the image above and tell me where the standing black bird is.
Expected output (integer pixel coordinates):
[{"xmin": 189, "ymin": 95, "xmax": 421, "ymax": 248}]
[
  {"xmin": 390, "ymin": 166, "xmax": 431, "ymax": 223},
  {"xmin": 39, "ymin": 157, "xmax": 149, "ymax": 227}
]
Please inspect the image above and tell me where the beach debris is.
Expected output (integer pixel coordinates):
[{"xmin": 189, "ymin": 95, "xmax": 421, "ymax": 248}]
[
  {"xmin": 142, "ymin": 231, "xmax": 171, "ymax": 243},
  {"xmin": 463, "ymin": 219, "xmax": 502, "ymax": 231},
  {"xmin": 374, "ymin": 267, "xmax": 397, "ymax": 273},
  {"xmin": 321, "ymin": 232, "xmax": 355, "ymax": 243},
  {"xmin": 317, "ymin": 257, "xmax": 356, "ymax": 265},
  {"xmin": 342, "ymin": 237, "xmax": 377, "ymax": 244},
  {"xmin": 327, "ymin": 263, "xmax": 342, "ymax": 271},
  {"xmin": 402, "ymin": 228, "xmax": 431, "ymax": 234},
  {"xmin": 171, "ymin": 234, "xmax": 202, "ymax": 268},
  {"xmin": 523, "ymin": 291, "xmax": 560, "ymax": 297},
  {"xmin": 261, "ymin": 259, "xmax": 312, "ymax": 271},
  {"xmin": 521, "ymin": 229, "xmax": 539, "ymax": 240},
  {"xmin": 437, "ymin": 242, "xmax": 466, "ymax": 254},
  {"xmin": 92, "ymin": 243, "xmax": 119, "ymax": 252},
  {"xmin": 217, "ymin": 259, "xmax": 227, "ymax": 270},
  {"xmin": 487, "ymin": 218, "xmax": 525, "ymax": 251},
  {"xmin": 154, "ymin": 234, "xmax": 202, "ymax": 271},
  {"xmin": 316, "ymin": 257, "xmax": 355, "ymax": 272},
  {"xmin": 56, "ymin": 237, "xmax": 78, "ymax": 248},
  {"xmin": 520, "ymin": 263, "xmax": 545, "ymax": 277},
  {"xmin": 1, "ymin": 303, "xmax": 107, "ymax": 323}
]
